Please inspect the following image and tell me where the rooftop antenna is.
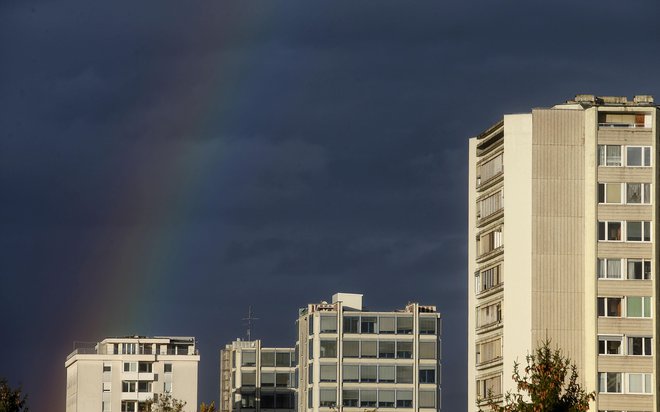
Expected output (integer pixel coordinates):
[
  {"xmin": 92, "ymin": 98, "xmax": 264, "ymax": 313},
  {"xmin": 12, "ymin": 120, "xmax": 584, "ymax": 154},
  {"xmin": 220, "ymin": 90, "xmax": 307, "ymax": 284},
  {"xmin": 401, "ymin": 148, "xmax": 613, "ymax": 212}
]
[{"xmin": 243, "ymin": 306, "xmax": 259, "ymax": 341}]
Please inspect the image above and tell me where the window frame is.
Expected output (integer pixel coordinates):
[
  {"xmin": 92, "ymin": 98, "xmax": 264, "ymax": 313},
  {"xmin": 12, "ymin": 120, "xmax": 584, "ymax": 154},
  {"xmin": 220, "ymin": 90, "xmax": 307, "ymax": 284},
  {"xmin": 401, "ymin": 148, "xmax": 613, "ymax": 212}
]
[
  {"xmin": 598, "ymin": 221, "xmax": 623, "ymax": 242},
  {"xmin": 598, "ymin": 182, "xmax": 623, "ymax": 204},
  {"xmin": 625, "ymin": 146, "xmax": 652, "ymax": 167}
]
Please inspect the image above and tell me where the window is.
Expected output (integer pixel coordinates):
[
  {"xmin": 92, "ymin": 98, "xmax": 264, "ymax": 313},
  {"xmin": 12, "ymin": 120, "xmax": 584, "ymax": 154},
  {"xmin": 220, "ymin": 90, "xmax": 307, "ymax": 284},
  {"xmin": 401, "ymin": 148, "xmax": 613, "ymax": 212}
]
[
  {"xmin": 103, "ymin": 382, "xmax": 111, "ymax": 392},
  {"xmin": 261, "ymin": 351, "xmax": 275, "ymax": 367},
  {"xmin": 342, "ymin": 390, "xmax": 359, "ymax": 407},
  {"xmin": 378, "ymin": 390, "xmax": 395, "ymax": 408},
  {"xmin": 137, "ymin": 382, "xmax": 151, "ymax": 393},
  {"xmin": 361, "ymin": 316, "xmax": 377, "ymax": 333},
  {"xmin": 396, "ymin": 341, "xmax": 412, "ymax": 358},
  {"xmin": 308, "ymin": 339, "xmax": 313, "ymax": 359},
  {"xmin": 319, "ymin": 340, "xmax": 337, "ymax": 358},
  {"xmin": 360, "ymin": 390, "xmax": 377, "ymax": 407},
  {"xmin": 477, "ymin": 227, "xmax": 503, "ymax": 256},
  {"xmin": 343, "ymin": 340, "xmax": 359, "ymax": 358},
  {"xmin": 476, "ymin": 264, "xmax": 502, "ymax": 294},
  {"xmin": 419, "ymin": 317, "xmax": 436, "ymax": 334},
  {"xmin": 626, "ymin": 296, "xmax": 651, "ymax": 318},
  {"xmin": 360, "ymin": 365, "xmax": 377, "ymax": 382},
  {"xmin": 103, "ymin": 364, "xmax": 112, "ymax": 373},
  {"xmin": 598, "ymin": 336, "xmax": 622, "ymax": 355},
  {"xmin": 378, "ymin": 365, "xmax": 395, "ymax": 383},
  {"xmin": 626, "ymin": 146, "xmax": 652, "ymax": 167},
  {"xmin": 121, "ymin": 401, "xmax": 136, "ymax": 412},
  {"xmin": 419, "ymin": 341, "xmax": 437, "ymax": 360},
  {"xmin": 628, "ymin": 259, "xmax": 652, "ymax": 280},
  {"xmin": 597, "ymin": 297, "xmax": 622, "ymax": 317},
  {"xmin": 102, "ymin": 401, "xmax": 111, "ymax": 412},
  {"xmin": 164, "ymin": 363, "xmax": 172, "ymax": 373},
  {"xmin": 396, "ymin": 316, "xmax": 413, "ymax": 334},
  {"xmin": 378, "ymin": 341, "xmax": 395, "ymax": 358},
  {"xmin": 477, "ymin": 301, "xmax": 502, "ymax": 327},
  {"xmin": 477, "ymin": 375, "xmax": 502, "ymax": 399},
  {"xmin": 319, "ymin": 389, "xmax": 336, "ymax": 407},
  {"xmin": 419, "ymin": 366, "xmax": 436, "ymax": 383},
  {"xmin": 598, "ymin": 145, "xmax": 622, "ymax": 166},
  {"xmin": 320, "ymin": 365, "xmax": 336, "ymax": 382},
  {"xmin": 261, "ymin": 373, "xmax": 275, "ymax": 387},
  {"xmin": 477, "ymin": 153, "xmax": 503, "ymax": 186},
  {"xmin": 276, "ymin": 372, "xmax": 292, "ymax": 388},
  {"xmin": 396, "ymin": 365, "xmax": 413, "ymax": 384},
  {"xmin": 628, "ymin": 337, "xmax": 652, "ymax": 356},
  {"xmin": 122, "ymin": 343, "xmax": 136, "ymax": 355},
  {"xmin": 626, "ymin": 183, "xmax": 651, "ymax": 204},
  {"xmin": 276, "ymin": 393, "xmax": 294, "ymax": 409},
  {"xmin": 275, "ymin": 352, "xmax": 291, "ymax": 367},
  {"xmin": 308, "ymin": 364, "xmax": 313, "ymax": 385},
  {"xmin": 599, "ymin": 372, "xmax": 622, "ymax": 393},
  {"xmin": 598, "ymin": 183, "xmax": 622, "ymax": 204},
  {"xmin": 123, "ymin": 362, "xmax": 137, "ymax": 372},
  {"xmin": 379, "ymin": 317, "xmax": 395, "ymax": 334},
  {"xmin": 261, "ymin": 393, "xmax": 275, "ymax": 409},
  {"xmin": 343, "ymin": 316, "xmax": 359, "ymax": 333},
  {"xmin": 396, "ymin": 390, "xmax": 413, "ymax": 408},
  {"xmin": 598, "ymin": 221, "xmax": 622, "ymax": 241},
  {"xmin": 242, "ymin": 393, "xmax": 256, "ymax": 408},
  {"xmin": 320, "ymin": 315, "xmax": 337, "ymax": 333},
  {"xmin": 343, "ymin": 365, "xmax": 359, "ymax": 382},
  {"xmin": 122, "ymin": 381, "xmax": 136, "ymax": 393},
  {"xmin": 628, "ymin": 373, "xmax": 652, "ymax": 394},
  {"xmin": 163, "ymin": 382, "xmax": 172, "ymax": 393},
  {"xmin": 308, "ymin": 316, "xmax": 314, "ymax": 334},
  {"xmin": 242, "ymin": 351, "xmax": 256, "ymax": 366},
  {"xmin": 478, "ymin": 190, "xmax": 504, "ymax": 219},
  {"xmin": 476, "ymin": 338, "xmax": 501, "ymax": 364},
  {"xmin": 419, "ymin": 390, "xmax": 436, "ymax": 408},
  {"xmin": 241, "ymin": 372, "xmax": 256, "ymax": 387},
  {"xmin": 360, "ymin": 341, "xmax": 377, "ymax": 358},
  {"xmin": 626, "ymin": 221, "xmax": 651, "ymax": 242},
  {"xmin": 138, "ymin": 343, "xmax": 152, "ymax": 355},
  {"xmin": 597, "ymin": 258, "xmax": 622, "ymax": 279},
  {"xmin": 138, "ymin": 362, "xmax": 152, "ymax": 373}
]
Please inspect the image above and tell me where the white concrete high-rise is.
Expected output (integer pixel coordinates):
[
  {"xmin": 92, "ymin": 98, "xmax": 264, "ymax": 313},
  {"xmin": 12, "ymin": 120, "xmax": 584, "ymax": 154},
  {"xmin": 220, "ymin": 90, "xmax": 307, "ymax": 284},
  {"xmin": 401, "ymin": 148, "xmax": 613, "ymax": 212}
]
[
  {"xmin": 65, "ymin": 336, "xmax": 199, "ymax": 412},
  {"xmin": 468, "ymin": 95, "xmax": 657, "ymax": 411}
]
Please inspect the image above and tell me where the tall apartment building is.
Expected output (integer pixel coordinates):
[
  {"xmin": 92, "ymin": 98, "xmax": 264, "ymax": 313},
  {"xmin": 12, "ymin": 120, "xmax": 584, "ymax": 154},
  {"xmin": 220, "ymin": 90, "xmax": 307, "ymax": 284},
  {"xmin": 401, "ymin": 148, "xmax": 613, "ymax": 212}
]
[
  {"xmin": 468, "ymin": 95, "xmax": 657, "ymax": 411},
  {"xmin": 219, "ymin": 340, "xmax": 296, "ymax": 412},
  {"xmin": 65, "ymin": 336, "xmax": 199, "ymax": 412},
  {"xmin": 296, "ymin": 293, "xmax": 442, "ymax": 412}
]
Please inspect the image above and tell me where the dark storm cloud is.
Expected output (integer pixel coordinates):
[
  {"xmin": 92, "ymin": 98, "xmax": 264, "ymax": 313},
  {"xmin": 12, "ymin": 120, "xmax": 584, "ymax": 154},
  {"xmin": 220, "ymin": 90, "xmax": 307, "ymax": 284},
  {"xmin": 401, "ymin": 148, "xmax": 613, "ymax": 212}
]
[{"xmin": 4, "ymin": 0, "xmax": 660, "ymax": 410}]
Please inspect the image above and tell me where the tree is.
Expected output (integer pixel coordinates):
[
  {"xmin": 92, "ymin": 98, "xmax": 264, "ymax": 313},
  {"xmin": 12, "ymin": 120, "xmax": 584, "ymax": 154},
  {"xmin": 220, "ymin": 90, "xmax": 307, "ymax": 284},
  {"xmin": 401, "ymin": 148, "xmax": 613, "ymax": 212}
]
[
  {"xmin": 481, "ymin": 340, "xmax": 595, "ymax": 412},
  {"xmin": 146, "ymin": 394, "xmax": 186, "ymax": 412},
  {"xmin": 0, "ymin": 378, "xmax": 29, "ymax": 412},
  {"xmin": 199, "ymin": 401, "xmax": 217, "ymax": 412}
]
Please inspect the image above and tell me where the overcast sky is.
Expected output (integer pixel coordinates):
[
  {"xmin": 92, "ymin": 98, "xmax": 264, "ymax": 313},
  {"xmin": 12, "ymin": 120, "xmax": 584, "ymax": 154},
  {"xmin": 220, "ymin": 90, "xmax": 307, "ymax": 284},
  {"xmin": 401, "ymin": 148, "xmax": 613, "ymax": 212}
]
[{"xmin": 4, "ymin": 1, "xmax": 660, "ymax": 410}]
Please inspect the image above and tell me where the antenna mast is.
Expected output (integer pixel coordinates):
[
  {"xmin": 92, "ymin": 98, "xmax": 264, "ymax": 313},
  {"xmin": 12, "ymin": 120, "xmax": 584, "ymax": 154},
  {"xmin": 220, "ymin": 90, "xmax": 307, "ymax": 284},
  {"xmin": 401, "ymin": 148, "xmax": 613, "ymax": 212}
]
[{"xmin": 243, "ymin": 306, "xmax": 259, "ymax": 341}]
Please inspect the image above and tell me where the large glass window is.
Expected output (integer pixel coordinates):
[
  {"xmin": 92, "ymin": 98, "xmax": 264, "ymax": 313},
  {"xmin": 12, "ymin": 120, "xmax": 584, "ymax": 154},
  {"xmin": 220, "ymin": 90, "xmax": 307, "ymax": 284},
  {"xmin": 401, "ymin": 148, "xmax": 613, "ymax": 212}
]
[
  {"xmin": 628, "ymin": 373, "xmax": 652, "ymax": 394},
  {"xmin": 397, "ymin": 316, "xmax": 413, "ymax": 334},
  {"xmin": 378, "ymin": 390, "xmax": 395, "ymax": 408},
  {"xmin": 599, "ymin": 372, "xmax": 622, "ymax": 393},
  {"xmin": 343, "ymin": 341, "xmax": 359, "ymax": 358},
  {"xmin": 419, "ymin": 391, "xmax": 436, "ymax": 408},
  {"xmin": 241, "ymin": 372, "xmax": 256, "ymax": 387},
  {"xmin": 343, "ymin": 316, "xmax": 359, "ymax": 333},
  {"xmin": 343, "ymin": 365, "xmax": 359, "ymax": 382},
  {"xmin": 342, "ymin": 390, "xmax": 359, "ymax": 407},
  {"xmin": 261, "ymin": 351, "xmax": 275, "ymax": 367},
  {"xmin": 598, "ymin": 183, "xmax": 622, "ymax": 204},
  {"xmin": 360, "ymin": 341, "xmax": 377, "ymax": 358},
  {"xmin": 319, "ymin": 340, "xmax": 337, "ymax": 358},
  {"xmin": 319, "ymin": 389, "xmax": 336, "ymax": 407},
  {"xmin": 261, "ymin": 373, "xmax": 275, "ymax": 387},
  {"xmin": 598, "ymin": 336, "xmax": 622, "ymax": 355},
  {"xmin": 397, "ymin": 341, "xmax": 412, "ymax": 358},
  {"xmin": 320, "ymin": 365, "xmax": 336, "ymax": 382},
  {"xmin": 360, "ymin": 390, "xmax": 377, "ymax": 407},
  {"xmin": 626, "ymin": 221, "xmax": 651, "ymax": 242},
  {"xmin": 261, "ymin": 392, "xmax": 275, "ymax": 409},
  {"xmin": 275, "ymin": 352, "xmax": 291, "ymax": 367},
  {"xmin": 419, "ymin": 366, "xmax": 436, "ymax": 383},
  {"xmin": 379, "ymin": 317, "xmax": 395, "ymax": 334},
  {"xmin": 396, "ymin": 390, "xmax": 412, "ymax": 408},
  {"xmin": 626, "ymin": 296, "xmax": 651, "ymax": 318},
  {"xmin": 598, "ymin": 145, "xmax": 622, "ymax": 166},
  {"xmin": 628, "ymin": 259, "xmax": 652, "ymax": 280},
  {"xmin": 597, "ymin": 258, "xmax": 622, "ymax": 279},
  {"xmin": 378, "ymin": 341, "xmax": 395, "ymax": 358},
  {"xmin": 628, "ymin": 337, "xmax": 652, "ymax": 356},
  {"xmin": 476, "ymin": 264, "xmax": 502, "ymax": 294},
  {"xmin": 276, "ymin": 373, "xmax": 291, "ymax": 388},
  {"xmin": 138, "ymin": 362, "xmax": 152, "ymax": 373},
  {"xmin": 124, "ymin": 362, "xmax": 137, "ymax": 372},
  {"xmin": 626, "ymin": 183, "xmax": 651, "ymax": 204},
  {"xmin": 242, "ymin": 351, "xmax": 256, "ymax": 367},
  {"xmin": 626, "ymin": 146, "xmax": 652, "ymax": 167},
  {"xmin": 122, "ymin": 381, "xmax": 136, "ymax": 392},
  {"xmin": 598, "ymin": 221, "xmax": 622, "ymax": 241},
  {"xmin": 419, "ymin": 341, "xmax": 437, "ymax": 359},
  {"xmin": 396, "ymin": 365, "xmax": 413, "ymax": 384},
  {"xmin": 361, "ymin": 317, "xmax": 377, "ymax": 333},
  {"xmin": 419, "ymin": 317, "xmax": 436, "ymax": 334},
  {"xmin": 597, "ymin": 297, "xmax": 622, "ymax": 317},
  {"xmin": 360, "ymin": 365, "xmax": 377, "ymax": 382},
  {"xmin": 320, "ymin": 315, "xmax": 337, "ymax": 333},
  {"xmin": 379, "ymin": 365, "xmax": 395, "ymax": 383}
]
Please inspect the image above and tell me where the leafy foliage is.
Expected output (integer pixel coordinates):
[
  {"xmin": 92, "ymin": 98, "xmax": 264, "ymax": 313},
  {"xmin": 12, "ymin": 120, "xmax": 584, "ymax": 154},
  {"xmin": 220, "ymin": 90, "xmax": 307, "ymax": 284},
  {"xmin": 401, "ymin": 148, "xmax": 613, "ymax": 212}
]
[
  {"xmin": 0, "ymin": 378, "xmax": 29, "ymax": 412},
  {"xmin": 146, "ymin": 394, "xmax": 186, "ymax": 412},
  {"xmin": 481, "ymin": 341, "xmax": 595, "ymax": 412},
  {"xmin": 199, "ymin": 401, "xmax": 217, "ymax": 412}
]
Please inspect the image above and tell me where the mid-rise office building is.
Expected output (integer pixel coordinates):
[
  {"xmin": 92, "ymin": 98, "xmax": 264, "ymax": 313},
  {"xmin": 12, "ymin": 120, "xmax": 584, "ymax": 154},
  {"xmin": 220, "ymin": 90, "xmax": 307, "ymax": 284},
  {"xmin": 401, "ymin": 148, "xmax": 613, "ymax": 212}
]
[
  {"xmin": 296, "ymin": 293, "xmax": 442, "ymax": 412},
  {"xmin": 220, "ymin": 340, "xmax": 296, "ymax": 412},
  {"xmin": 65, "ymin": 336, "xmax": 199, "ymax": 412},
  {"xmin": 468, "ymin": 95, "xmax": 657, "ymax": 411}
]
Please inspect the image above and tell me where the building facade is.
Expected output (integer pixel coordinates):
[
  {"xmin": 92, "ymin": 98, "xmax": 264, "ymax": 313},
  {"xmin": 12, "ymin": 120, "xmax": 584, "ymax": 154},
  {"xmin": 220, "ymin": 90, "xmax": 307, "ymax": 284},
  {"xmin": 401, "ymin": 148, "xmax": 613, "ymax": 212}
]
[
  {"xmin": 296, "ymin": 293, "xmax": 442, "ymax": 412},
  {"xmin": 468, "ymin": 95, "xmax": 657, "ymax": 411},
  {"xmin": 219, "ymin": 340, "xmax": 296, "ymax": 412},
  {"xmin": 65, "ymin": 336, "xmax": 199, "ymax": 412}
]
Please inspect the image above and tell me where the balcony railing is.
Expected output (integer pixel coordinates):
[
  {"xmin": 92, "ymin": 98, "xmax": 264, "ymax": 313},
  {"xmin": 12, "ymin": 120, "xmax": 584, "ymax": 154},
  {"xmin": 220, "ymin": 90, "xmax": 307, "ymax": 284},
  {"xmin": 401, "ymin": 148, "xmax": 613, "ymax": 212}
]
[{"xmin": 598, "ymin": 122, "xmax": 649, "ymax": 129}]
